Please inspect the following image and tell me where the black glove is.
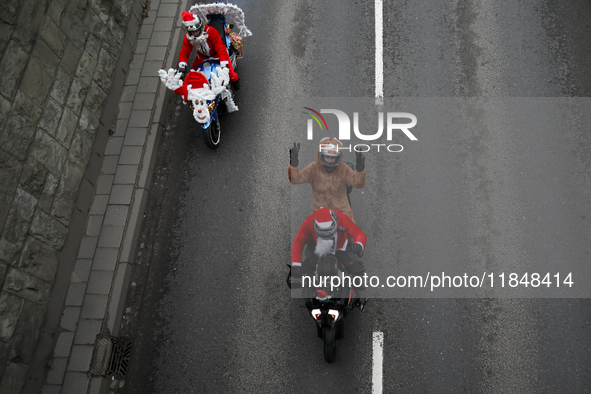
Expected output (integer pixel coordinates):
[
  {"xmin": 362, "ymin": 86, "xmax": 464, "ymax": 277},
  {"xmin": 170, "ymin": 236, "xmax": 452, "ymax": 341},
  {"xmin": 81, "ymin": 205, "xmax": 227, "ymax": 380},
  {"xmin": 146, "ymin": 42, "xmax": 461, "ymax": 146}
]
[
  {"xmin": 178, "ymin": 64, "xmax": 187, "ymax": 79},
  {"xmin": 356, "ymin": 151, "xmax": 365, "ymax": 172},
  {"xmin": 292, "ymin": 265, "xmax": 302, "ymax": 278},
  {"xmin": 290, "ymin": 265, "xmax": 303, "ymax": 287},
  {"xmin": 351, "ymin": 243, "xmax": 364, "ymax": 257},
  {"xmin": 290, "ymin": 142, "xmax": 300, "ymax": 167},
  {"xmin": 232, "ymin": 78, "xmax": 240, "ymax": 91}
]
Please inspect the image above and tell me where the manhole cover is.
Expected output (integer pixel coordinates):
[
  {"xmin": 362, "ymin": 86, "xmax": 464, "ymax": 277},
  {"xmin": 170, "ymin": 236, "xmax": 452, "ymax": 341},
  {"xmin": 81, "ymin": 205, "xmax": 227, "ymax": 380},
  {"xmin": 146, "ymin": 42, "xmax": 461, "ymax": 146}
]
[
  {"xmin": 105, "ymin": 337, "xmax": 133, "ymax": 377},
  {"xmin": 91, "ymin": 336, "xmax": 132, "ymax": 377}
]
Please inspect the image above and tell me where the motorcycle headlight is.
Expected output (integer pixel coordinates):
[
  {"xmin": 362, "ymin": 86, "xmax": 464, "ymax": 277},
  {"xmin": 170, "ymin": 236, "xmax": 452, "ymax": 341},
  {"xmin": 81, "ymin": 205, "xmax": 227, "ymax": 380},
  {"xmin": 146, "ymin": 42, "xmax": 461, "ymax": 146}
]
[
  {"xmin": 328, "ymin": 309, "xmax": 339, "ymax": 320},
  {"xmin": 311, "ymin": 309, "xmax": 321, "ymax": 320}
]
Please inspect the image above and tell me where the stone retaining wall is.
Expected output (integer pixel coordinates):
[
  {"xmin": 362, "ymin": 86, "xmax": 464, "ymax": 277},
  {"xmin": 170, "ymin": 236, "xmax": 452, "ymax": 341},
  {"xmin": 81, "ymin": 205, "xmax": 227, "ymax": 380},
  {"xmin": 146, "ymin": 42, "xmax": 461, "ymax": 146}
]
[{"xmin": 0, "ymin": 0, "xmax": 143, "ymax": 392}]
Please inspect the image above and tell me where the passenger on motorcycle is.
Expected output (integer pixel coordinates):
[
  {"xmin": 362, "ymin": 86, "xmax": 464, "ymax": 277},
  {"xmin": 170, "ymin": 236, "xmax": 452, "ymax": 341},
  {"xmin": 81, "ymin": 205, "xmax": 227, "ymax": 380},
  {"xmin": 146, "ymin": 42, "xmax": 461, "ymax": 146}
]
[
  {"xmin": 178, "ymin": 11, "xmax": 240, "ymax": 90},
  {"xmin": 289, "ymin": 137, "xmax": 366, "ymax": 222},
  {"xmin": 291, "ymin": 207, "xmax": 366, "ymax": 283}
]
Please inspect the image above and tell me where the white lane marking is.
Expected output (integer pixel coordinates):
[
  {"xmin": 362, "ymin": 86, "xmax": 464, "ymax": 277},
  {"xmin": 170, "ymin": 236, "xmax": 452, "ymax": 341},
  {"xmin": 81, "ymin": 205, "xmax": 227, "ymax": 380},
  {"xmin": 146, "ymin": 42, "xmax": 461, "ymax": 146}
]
[
  {"xmin": 372, "ymin": 331, "xmax": 384, "ymax": 394},
  {"xmin": 375, "ymin": 0, "xmax": 384, "ymax": 103}
]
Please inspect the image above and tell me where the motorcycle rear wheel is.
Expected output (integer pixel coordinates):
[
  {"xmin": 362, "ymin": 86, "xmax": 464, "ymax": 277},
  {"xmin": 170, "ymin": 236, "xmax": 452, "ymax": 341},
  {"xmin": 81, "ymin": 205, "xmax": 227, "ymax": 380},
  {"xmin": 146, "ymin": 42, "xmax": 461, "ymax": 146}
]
[
  {"xmin": 202, "ymin": 114, "xmax": 221, "ymax": 149},
  {"xmin": 323, "ymin": 327, "xmax": 337, "ymax": 363}
]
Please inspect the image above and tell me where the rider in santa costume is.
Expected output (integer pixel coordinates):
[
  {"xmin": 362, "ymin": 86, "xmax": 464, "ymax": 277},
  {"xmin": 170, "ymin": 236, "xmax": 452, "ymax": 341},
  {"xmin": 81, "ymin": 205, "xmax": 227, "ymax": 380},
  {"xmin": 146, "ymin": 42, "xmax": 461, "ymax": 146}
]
[
  {"xmin": 291, "ymin": 207, "xmax": 366, "ymax": 273},
  {"xmin": 178, "ymin": 11, "xmax": 240, "ymax": 89}
]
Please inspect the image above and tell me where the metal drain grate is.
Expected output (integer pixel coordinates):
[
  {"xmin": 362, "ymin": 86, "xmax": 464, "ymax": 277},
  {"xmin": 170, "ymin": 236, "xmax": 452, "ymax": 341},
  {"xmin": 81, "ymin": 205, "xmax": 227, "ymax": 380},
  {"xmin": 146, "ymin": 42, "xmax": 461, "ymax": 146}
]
[{"xmin": 105, "ymin": 337, "xmax": 133, "ymax": 377}]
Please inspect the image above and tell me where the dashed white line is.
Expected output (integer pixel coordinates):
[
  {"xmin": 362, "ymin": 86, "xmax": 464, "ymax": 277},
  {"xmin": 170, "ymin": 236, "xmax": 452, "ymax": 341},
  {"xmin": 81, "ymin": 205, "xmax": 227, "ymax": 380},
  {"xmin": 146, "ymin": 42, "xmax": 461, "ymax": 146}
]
[
  {"xmin": 372, "ymin": 331, "xmax": 384, "ymax": 394},
  {"xmin": 375, "ymin": 0, "xmax": 384, "ymax": 103}
]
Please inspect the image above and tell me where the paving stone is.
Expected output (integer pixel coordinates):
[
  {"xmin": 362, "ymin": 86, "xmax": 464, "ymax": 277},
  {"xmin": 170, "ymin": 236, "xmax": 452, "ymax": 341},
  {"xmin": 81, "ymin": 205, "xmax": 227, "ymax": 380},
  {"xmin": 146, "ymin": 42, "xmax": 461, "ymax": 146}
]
[
  {"xmin": 60, "ymin": 307, "xmax": 81, "ymax": 332},
  {"xmin": 104, "ymin": 137, "xmax": 123, "ymax": 156},
  {"xmin": 118, "ymin": 102, "xmax": 133, "ymax": 122},
  {"xmin": 124, "ymin": 68, "xmax": 141, "ymax": 86},
  {"xmin": 101, "ymin": 155, "xmax": 119, "ymax": 175},
  {"xmin": 86, "ymin": 270, "xmax": 113, "ymax": 295},
  {"xmin": 53, "ymin": 332, "xmax": 75, "ymax": 358},
  {"xmin": 41, "ymin": 384, "xmax": 62, "ymax": 394},
  {"xmin": 85, "ymin": 215, "xmax": 104, "ymax": 237},
  {"xmin": 46, "ymin": 357, "xmax": 68, "ymax": 385},
  {"xmin": 89, "ymin": 195, "xmax": 110, "ymax": 219},
  {"xmin": 120, "ymin": 85, "xmax": 137, "ymax": 103},
  {"xmin": 132, "ymin": 93, "xmax": 156, "ymax": 111},
  {"xmin": 109, "ymin": 185, "xmax": 134, "ymax": 205},
  {"xmin": 77, "ymin": 236, "xmax": 98, "ymax": 259},
  {"xmin": 129, "ymin": 53, "xmax": 146, "ymax": 70},
  {"xmin": 128, "ymin": 109, "xmax": 151, "ymax": 128},
  {"xmin": 92, "ymin": 248, "xmax": 118, "ymax": 271},
  {"xmin": 65, "ymin": 282, "xmax": 87, "ymax": 307},
  {"xmin": 114, "ymin": 165, "xmax": 138, "ymax": 185},
  {"xmin": 104, "ymin": 206, "xmax": 129, "ymax": 227},
  {"xmin": 62, "ymin": 371, "xmax": 89, "ymax": 394},
  {"xmin": 80, "ymin": 295, "xmax": 108, "ymax": 320},
  {"xmin": 154, "ymin": 17, "xmax": 174, "ymax": 32},
  {"xmin": 134, "ymin": 38, "xmax": 149, "ymax": 54},
  {"xmin": 119, "ymin": 146, "xmax": 143, "ymax": 166},
  {"xmin": 149, "ymin": 31, "xmax": 172, "ymax": 47},
  {"xmin": 71, "ymin": 259, "xmax": 92, "ymax": 283},
  {"xmin": 157, "ymin": 3, "xmax": 178, "ymax": 17},
  {"xmin": 123, "ymin": 128, "xmax": 147, "ymax": 146},
  {"xmin": 74, "ymin": 319, "xmax": 102, "ymax": 344},
  {"xmin": 95, "ymin": 175, "xmax": 114, "ymax": 195},
  {"xmin": 136, "ymin": 77, "xmax": 159, "ymax": 94},
  {"xmin": 97, "ymin": 226, "xmax": 125, "ymax": 249}
]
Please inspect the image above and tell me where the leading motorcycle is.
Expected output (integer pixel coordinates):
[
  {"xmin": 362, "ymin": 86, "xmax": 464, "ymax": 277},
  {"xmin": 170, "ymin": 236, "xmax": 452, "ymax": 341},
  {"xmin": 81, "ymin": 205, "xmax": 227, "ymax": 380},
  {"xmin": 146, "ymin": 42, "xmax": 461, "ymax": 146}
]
[{"xmin": 289, "ymin": 244, "xmax": 368, "ymax": 363}]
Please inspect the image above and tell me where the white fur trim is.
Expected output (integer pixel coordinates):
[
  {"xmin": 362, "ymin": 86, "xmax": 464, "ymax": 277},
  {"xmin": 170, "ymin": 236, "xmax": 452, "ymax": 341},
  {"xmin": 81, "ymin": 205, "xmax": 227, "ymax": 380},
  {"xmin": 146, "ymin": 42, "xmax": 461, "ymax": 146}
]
[
  {"xmin": 186, "ymin": 86, "xmax": 217, "ymax": 102},
  {"xmin": 291, "ymin": 262, "xmax": 302, "ymax": 267},
  {"xmin": 315, "ymin": 237, "xmax": 335, "ymax": 257},
  {"xmin": 315, "ymin": 221, "xmax": 333, "ymax": 229},
  {"xmin": 189, "ymin": 3, "xmax": 252, "ymax": 37},
  {"xmin": 158, "ymin": 68, "xmax": 184, "ymax": 91}
]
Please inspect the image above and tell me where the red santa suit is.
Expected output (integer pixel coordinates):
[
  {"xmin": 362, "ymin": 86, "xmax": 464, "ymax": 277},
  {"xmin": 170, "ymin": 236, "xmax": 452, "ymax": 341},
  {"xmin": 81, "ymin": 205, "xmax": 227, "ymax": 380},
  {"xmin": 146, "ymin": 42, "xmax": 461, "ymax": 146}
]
[
  {"xmin": 291, "ymin": 208, "xmax": 367, "ymax": 266},
  {"xmin": 178, "ymin": 11, "xmax": 239, "ymax": 83}
]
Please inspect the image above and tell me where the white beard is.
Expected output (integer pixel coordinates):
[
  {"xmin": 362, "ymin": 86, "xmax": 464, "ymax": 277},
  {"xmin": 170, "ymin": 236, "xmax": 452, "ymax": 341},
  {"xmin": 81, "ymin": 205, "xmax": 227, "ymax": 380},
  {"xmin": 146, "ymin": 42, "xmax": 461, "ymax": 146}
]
[
  {"xmin": 315, "ymin": 237, "xmax": 335, "ymax": 257},
  {"xmin": 188, "ymin": 32, "xmax": 210, "ymax": 56}
]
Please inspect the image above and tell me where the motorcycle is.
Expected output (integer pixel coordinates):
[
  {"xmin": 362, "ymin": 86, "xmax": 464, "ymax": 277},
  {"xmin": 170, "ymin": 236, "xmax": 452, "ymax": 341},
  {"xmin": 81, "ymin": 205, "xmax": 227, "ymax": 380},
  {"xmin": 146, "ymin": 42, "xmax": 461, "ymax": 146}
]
[
  {"xmin": 288, "ymin": 242, "xmax": 368, "ymax": 364},
  {"xmin": 158, "ymin": 3, "xmax": 251, "ymax": 149}
]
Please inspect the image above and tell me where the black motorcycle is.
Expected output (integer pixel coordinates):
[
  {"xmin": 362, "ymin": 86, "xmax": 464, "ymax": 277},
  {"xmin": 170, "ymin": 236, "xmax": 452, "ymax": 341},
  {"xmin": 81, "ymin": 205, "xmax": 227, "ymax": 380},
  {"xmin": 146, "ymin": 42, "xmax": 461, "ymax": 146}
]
[{"xmin": 289, "ymin": 247, "xmax": 368, "ymax": 363}]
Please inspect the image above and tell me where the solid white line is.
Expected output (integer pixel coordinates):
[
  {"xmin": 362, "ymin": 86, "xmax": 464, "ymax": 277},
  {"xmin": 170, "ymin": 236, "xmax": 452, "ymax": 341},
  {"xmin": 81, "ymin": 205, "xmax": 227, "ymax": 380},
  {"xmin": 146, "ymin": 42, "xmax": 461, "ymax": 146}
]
[
  {"xmin": 372, "ymin": 331, "xmax": 384, "ymax": 394},
  {"xmin": 375, "ymin": 0, "xmax": 384, "ymax": 101}
]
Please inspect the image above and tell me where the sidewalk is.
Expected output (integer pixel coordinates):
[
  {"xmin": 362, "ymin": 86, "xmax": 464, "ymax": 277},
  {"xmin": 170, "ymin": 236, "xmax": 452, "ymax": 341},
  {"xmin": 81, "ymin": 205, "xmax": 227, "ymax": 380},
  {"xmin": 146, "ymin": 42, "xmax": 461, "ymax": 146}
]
[{"xmin": 37, "ymin": 0, "xmax": 188, "ymax": 393}]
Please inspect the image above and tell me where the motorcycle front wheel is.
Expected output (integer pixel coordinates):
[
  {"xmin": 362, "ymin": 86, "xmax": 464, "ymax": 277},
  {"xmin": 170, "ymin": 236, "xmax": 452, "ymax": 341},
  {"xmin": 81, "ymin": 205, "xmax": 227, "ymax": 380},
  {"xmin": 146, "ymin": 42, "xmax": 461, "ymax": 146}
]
[
  {"xmin": 323, "ymin": 327, "xmax": 337, "ymax": 363},
  {"xmin": 202, "ymin": 113, "xmax": 221, "ymax": 149}
]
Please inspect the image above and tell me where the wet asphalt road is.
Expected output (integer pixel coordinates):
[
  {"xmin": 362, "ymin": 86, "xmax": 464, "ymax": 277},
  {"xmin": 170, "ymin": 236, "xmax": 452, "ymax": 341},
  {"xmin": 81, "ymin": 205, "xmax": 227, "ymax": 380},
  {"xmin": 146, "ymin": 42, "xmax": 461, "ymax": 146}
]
[{"xmin": 121, "ymin": 0, "xmax": 591, "ymax": 393}]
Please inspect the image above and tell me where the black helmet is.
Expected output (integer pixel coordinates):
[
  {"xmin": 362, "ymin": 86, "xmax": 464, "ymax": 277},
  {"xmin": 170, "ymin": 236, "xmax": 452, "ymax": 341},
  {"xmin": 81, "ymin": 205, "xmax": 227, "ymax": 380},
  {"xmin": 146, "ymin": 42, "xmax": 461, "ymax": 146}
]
[
  {"xmin": 318, "ymin": 137, "xmax": 342, "ymax": 173},
  {"xmin": 184, "ymin": 13, "xmax": 204, "ymax": 37},
  {"xmin": 313, "ymin": 207, "xmax": 338, "ymax": 239}
]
